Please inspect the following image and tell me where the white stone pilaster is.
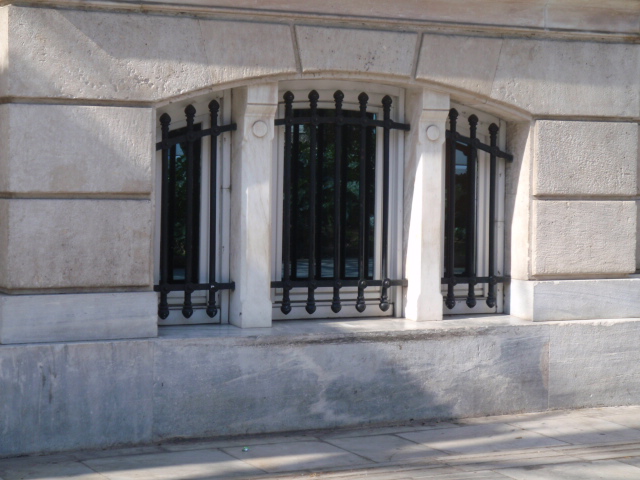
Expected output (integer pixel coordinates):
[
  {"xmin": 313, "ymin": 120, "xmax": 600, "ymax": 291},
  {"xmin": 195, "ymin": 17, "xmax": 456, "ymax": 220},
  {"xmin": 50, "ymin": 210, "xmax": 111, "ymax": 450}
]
[
  {"xmin": 404, "ymin": 89, "xmax": 449, "ymax": 321},
  {"xmin": 229, "ymin": 84, "xmax": 278, "ymax": 328}
]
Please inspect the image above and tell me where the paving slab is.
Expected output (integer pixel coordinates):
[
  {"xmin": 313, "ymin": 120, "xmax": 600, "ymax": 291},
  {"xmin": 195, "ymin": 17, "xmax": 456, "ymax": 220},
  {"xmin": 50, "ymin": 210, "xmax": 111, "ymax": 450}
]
[
  {"xmin": 499, "ymin": 459, "xmax": 640, "ymax": 480},
  {"xmin": 161, "ymin": 434, "xmax": 314, "ymax": 452},
  {"xmin": 318, "ymin": 422, "xmax": 460, "ymax": 440},
  {"xmin": 324, "ymin": 434, "xmax": 444, "ymax": 464},
  {"xmin": 505, "ymin": 415, "xmax": 640, "ymax": 445},
  {"xmin": 0, "ymin": 458, "xmax": 104, "ymax": 480},
  {"xmin": 83, "ymin": 449, "xmax": 264, "ymax": 479},
  {"xmin": 221, "ymin": 440, "xmax": 373, "ymax": 473},
  {"xmin": 398, "ymin": 423, "xmax": 567, "ymax": 455}
]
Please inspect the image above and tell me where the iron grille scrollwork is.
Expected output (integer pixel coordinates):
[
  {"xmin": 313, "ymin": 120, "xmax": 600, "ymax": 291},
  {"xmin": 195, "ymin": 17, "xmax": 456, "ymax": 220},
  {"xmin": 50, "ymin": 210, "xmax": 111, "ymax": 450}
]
[
  {"xmin": 155, "ymin": 101, "xmax": 236, "ymax": 320},
  {"xmin": 443, "ymin": 108, "xmax": 513, "ymax": 310},
  {"xmin": 272, "ymin": 90, "xmax": 410, "ymax": 315}
]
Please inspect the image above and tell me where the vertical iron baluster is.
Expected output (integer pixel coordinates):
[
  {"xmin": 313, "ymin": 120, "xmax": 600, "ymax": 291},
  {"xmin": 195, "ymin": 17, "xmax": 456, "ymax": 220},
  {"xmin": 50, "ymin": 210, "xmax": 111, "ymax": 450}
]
[
  {"xmin": 445, "ymin": 108, "xmax": 458, "ymax": 309},
  {"xmin": 487, "ymin": 123, "xmax": 499, "ymax": 308},
  {"xmin": 306, "ymin": 90, "xmax": 319, "ymax": 314},
  {"xmin": 379, "ymin": 95, "xmax": 393, "ymax": 312},
  {"xmin": 206, "ymin": 100, "xmax": 220, "ymax": 318},
  {"xmin": 356, "ymin": 92, "xmax": 369, "ymax": 313},
  {"xmin": 281, "ymin": 92, "xmax": 294, "ymax": 314},
  {"xmin": 331, "ymin": 91, "xmax": 344, "ymax": 313},
  {"xmin": 466, "ymin": 115, "xmax": 478, "ymax": 308},
  {"xmin": 182, "ymin": 104, "xmax": 196, "ymax": 318},
  {"xmin": 158, "ymin": 113, "xmax": 172, "ymax": 319}
]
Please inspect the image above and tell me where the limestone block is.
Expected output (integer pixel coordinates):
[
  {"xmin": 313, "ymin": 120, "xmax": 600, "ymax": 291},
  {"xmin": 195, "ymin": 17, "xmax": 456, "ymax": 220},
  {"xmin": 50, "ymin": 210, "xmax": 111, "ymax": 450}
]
[
  {"xmin": 545, "ymin": 1, "xmax": 640, "ymax": 34},
  {"xmin": 548, "ymin": 319, "xmax": 640, "ymax": 409},
  {"xmin": 0, "ymin": 292, "xmax": 157, "ymax": 344},
  {"xmin": 511, "ymin": 278, "xmax": 640, "ymax": 321},
  {"xmin": 199, "ymin": 19, "xmax": 296, "ymax": 86},
  {"xmin": 0, "ymin": 340, "xmax": 154, "ymax": 456},
  {"xmin": 416, "ymin": 34, "xmax": 503, "ymax": 97},
  {"xmin": 296, "ymin": 26, "xmax": 416, "ymax": 78},
  {"xmin": 0, "ymin": 104, "xmax": 154, "ymax": 195},
  {"xmin": 491, "ymin": 39, "xmax": 639, "ymax": 117},
  {"xmin": 5, "ymin": 7, "xmax": 296, "ymax": 102},
  {"xmin": 0, "ymin": 199, "xmax": 153, "ymax": 290},
  {"xmin": 534, "ymin": 121, "xmax": 638, "ymax": 196},
  {"xmin": 152, "ymin": 324, "xmax": 549, "ymax": 440},
  {"xmin": 532, "ymin": 200, "xmax": 636, "ymax": 276}
]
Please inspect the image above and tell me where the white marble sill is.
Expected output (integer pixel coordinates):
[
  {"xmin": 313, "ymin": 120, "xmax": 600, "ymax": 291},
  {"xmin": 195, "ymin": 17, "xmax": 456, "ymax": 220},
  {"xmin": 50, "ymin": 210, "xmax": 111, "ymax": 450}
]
[{"xmin": 157, "ymin": 314, "xmax": 640, "ymax": 343}]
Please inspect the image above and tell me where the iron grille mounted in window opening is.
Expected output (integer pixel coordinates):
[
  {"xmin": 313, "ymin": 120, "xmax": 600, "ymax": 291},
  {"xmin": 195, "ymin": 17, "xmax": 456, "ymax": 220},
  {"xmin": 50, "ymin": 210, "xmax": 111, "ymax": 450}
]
[
  {"xmin": 272, "ymin": 90, "xmax": 410, "ymax": 315},
  {"xmin": 155, "ymin": 101, "xmax": 236, "ymax": 319},
  {"xmin": 443, "ymin": 108, "xmax": 513, "ymax": 310}
]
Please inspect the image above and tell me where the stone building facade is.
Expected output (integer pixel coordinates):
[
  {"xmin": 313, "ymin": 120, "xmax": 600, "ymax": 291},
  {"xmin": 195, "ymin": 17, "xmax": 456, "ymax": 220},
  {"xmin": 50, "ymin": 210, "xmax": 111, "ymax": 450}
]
[{"xmin": 0, "ymin": 0, "xmax": 639, "ymax": 457}]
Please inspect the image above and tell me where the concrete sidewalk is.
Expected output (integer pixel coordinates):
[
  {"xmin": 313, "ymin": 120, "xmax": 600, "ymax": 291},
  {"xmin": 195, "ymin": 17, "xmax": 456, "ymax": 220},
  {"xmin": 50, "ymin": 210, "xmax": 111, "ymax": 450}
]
[{"xmin": 5, "ymin": 407, "xmax": 640, "ymax": 479}]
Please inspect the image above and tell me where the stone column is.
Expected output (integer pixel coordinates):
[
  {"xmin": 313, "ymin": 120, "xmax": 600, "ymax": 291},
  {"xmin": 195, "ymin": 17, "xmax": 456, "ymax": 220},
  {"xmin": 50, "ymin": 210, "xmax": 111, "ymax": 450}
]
[
  {"xmin": 229, "ymin": 84, "xmax": 278, "ymax": 328},
  {"xmin": 404, "ymin": 89, "xmax": 449, "ymax": 321}
]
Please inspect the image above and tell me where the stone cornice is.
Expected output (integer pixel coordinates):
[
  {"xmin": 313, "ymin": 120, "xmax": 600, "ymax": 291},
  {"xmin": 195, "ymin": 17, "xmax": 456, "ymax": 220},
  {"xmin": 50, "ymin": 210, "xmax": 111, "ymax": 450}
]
[{"xmin": 2, "ymin": 0, "xmax": 639, "ymax": 43}]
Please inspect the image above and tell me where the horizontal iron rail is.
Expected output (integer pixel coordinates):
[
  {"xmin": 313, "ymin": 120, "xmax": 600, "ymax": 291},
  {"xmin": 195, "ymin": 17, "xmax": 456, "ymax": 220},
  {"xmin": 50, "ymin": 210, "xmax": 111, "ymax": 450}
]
[
  {"xmin": 446, "ymin": 130, "xmax": 513, "ymax": 162},
  {"xmin": 271, "ymin": 279, "xmax": 407, "ymax": 289},
  {"xmin": 275, "ymin": 116, "xmax": 410, "ymax": 131},
  {"xmin": 154, "ymin": 282, "xmax": 235, "ymax": 293},
  {"xmin": 156, "ymin": 124, "xmax": 236, "ymax": 151},
  {"xmin": 440, "ymin": 276, "xmax": 509, "ymax": 285}
]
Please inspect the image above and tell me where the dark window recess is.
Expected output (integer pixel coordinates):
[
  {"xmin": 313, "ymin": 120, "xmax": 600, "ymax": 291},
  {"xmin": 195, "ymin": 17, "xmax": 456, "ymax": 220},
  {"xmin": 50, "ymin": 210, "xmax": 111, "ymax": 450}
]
[
  {"xmin": 443, "ymin": 108, "xmax": 513, "ymax": 310},
  {"xmin": 272, "ymin": 90, "xmax": 410, "ymax": 315},
  {"xmin": 155, "ymin": 102, "xmax": 236, "ymax": 320}
]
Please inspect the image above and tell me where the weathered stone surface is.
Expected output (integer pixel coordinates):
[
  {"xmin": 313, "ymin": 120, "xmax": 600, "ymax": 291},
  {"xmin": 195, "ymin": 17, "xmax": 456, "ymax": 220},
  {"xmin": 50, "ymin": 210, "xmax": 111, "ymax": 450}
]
[
  {"xmin": 5, "ymin": 7, "xmax": 296, "ymax": 102},
  {"xmin": 491, "ymin": 39, "xmax": 639, "ymax": 117},
  {"xmin": 152, "ymin": 324, "xmax": 549, "ymax": 440},
  {"xmin": 200, "ymin": 19, "xmax": 296, "ymax": 86},
  {"xmin": 505, "ymin": 121, "xmax": 534, "ymax": 281},
  {"xmin": 0, "ymin": 104, "xmax": 153, "ymax": 195},
  {"xmin": 0, "ymin": 340, "xmax": 154, "ymax": 456},
  {"xmin": 545, "ymin": 1, "xmax": 640, "ymax": 34},
  {"xmin": 296, "ymin": 26, "xmax": 416, "ymax": 78},
  {"xmin": 511, "ymin": 279, "xmax": 640, "ymax": 322},
  {"xmin": 416, "ymin": 34, "xmax": 503, "ymax": 97},
  {"xmin": 532, "ymin": 200, "xmax": 636, "ymax": 276},
  {"xmin": 534, "ymin": 121, "xmax": 638, "ymax": 196},
  {"xmin": 22, "ymin": 0, "xmax": 640, "ymax": 34},
  {"xmin": 548, "ymin": 320, "xmax": 640, "ymax": 409},
  {"xmin": 0, "ymin": 199, "xmax": 153, "ymax": 290},
  {"xmin": 0, "ymin": 292, "xmax": 157, "ymax": 344}
]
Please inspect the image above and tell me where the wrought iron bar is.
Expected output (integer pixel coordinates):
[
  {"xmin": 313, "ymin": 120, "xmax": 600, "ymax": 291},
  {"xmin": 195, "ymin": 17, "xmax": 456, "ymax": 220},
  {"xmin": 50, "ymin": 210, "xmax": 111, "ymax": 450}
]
[
  {"xmin": 291, "ymin": 120, "xmax": 300, "ymax": 280},
  {"xmin": 206, "ymin": 100, "xmax": 220, "ymax": 318},
  {"xmin": 444, "ymin": 108, "xmax": 458, "ymax": 309},
  {"xmin": 182, "ymin": 104, "xmax": 196, "ymax": 318},
  {"xmin": 306, "ymin": 90, "xmax": 319, "ymax": 314},
  {"xmin": 155, "ymin": 100, "xmax": 236, "ymax": 320},
  {"xmin": 331, "ymin": 90, "xmax": 344, "ymax": 313},
  {"xmin": 281, "ymin": 92, "xmax": 294, "ymax": 314},
  {"xmin": 273, "ymin": 90, "xmax": 409, "ymax": 315},
  {"xmin": 487, "ymin": 123, "xmax": 499, "ymax": 308},
  {"xmin": 356, "ymin": 92, "xmax": 369, "ymax": 313},
  {"xmin": 158, "ymin": 113, "xmax": 172, "ymax": 319},
  {"xmin": 465, "ymin": 115, "xmax": 478, "ymax": 308},
  {"xmin": 379, "ymin": 95, "xmax": 392, "ymax": 311}
]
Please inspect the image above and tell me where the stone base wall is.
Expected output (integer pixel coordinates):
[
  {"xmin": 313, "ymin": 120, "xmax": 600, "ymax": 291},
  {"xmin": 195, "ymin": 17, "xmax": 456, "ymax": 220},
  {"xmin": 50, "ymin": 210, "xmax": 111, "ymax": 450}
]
[{"xmin": 2, "ymin": 318, "xmax": 640, "ymax": 457}]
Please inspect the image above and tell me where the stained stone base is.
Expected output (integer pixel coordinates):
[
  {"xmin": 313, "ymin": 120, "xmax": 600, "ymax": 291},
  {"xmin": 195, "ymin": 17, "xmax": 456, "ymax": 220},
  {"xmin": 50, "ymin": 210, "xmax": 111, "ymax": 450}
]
[
  {"xmin": 0, "ymin": 291, "xmax": 158, "ymax": 344},
  {"xmin": 2, "ymin": 316, "xmax": 640, "ymax": 457}
]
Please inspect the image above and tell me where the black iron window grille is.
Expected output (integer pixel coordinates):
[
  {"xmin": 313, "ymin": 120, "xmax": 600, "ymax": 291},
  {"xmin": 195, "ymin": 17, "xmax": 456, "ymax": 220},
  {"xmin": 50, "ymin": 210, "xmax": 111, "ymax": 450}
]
[
  {"xmin": 155, "ymin": 101, "xmax": 236, "ymax": 319},
  {"xmin": 443, "ymin": 108, "xmax": 513, "ymax": 310},
  {"xmin": 272, "ymin": 90, "xmax": 410, "ymax": 315}
]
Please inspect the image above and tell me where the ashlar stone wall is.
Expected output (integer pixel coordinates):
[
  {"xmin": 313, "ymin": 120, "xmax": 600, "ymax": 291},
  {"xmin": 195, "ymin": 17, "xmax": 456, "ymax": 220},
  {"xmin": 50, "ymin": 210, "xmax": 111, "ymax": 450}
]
[{"xmin": 0, "ymin": 1, "xmax": 638, "ymax": 341}]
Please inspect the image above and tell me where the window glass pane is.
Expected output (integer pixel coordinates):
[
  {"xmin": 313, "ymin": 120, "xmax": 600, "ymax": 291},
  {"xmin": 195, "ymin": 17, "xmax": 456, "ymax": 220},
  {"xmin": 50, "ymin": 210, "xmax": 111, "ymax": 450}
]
[
  {"xmin": 167, "ymin": 125, "xmax": 202, "ymax": 283},
  {"xmin": 289, "ymin": 109, "xmax": 376, "ymax": 280},
  {"xmin": 445, "ymin": 141, "xmax": 473, "ymax": 277}
]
